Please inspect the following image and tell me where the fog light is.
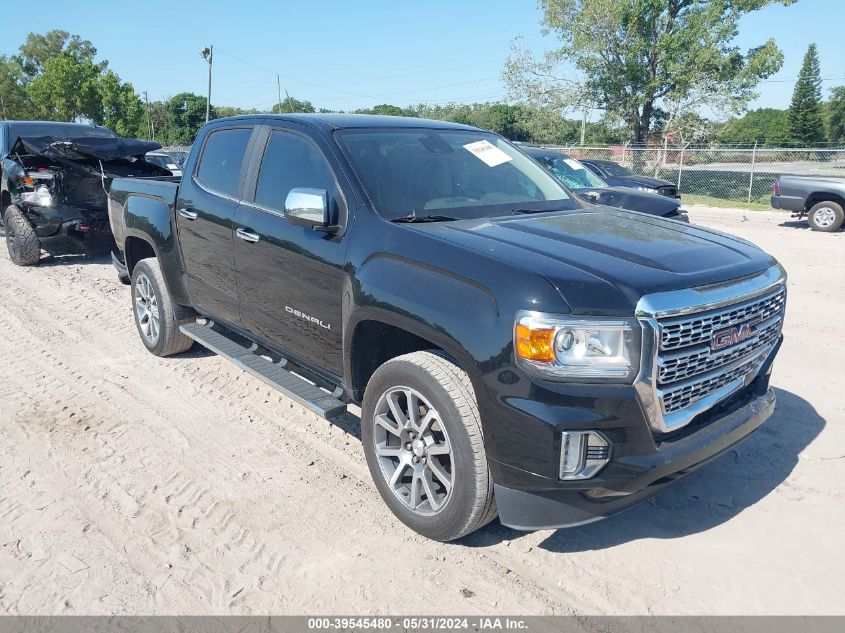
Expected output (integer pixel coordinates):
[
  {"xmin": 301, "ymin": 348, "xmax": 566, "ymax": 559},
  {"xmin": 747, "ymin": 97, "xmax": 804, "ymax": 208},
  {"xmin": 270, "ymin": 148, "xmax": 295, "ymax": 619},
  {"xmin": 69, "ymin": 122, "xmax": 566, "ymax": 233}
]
[{"xmin": 560, "ymin": 431, "xmax": 610, "ymax": 480}]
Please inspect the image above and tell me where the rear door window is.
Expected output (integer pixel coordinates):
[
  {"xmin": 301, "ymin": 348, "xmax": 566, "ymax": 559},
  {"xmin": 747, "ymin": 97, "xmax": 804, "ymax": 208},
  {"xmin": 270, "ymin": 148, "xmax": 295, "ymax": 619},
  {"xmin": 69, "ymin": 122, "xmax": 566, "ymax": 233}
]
[{"xmin": 195, "ymin": 128, "xmax": 253, "ymax": 199}]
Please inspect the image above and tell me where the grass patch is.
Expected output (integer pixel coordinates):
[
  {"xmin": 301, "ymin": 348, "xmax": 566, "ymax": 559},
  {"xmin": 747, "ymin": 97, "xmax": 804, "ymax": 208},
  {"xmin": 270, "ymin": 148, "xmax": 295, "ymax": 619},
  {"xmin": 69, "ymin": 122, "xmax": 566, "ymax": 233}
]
[{"xmin": 682, "ymin": 194, "xmax": 772, "ymax": 211}]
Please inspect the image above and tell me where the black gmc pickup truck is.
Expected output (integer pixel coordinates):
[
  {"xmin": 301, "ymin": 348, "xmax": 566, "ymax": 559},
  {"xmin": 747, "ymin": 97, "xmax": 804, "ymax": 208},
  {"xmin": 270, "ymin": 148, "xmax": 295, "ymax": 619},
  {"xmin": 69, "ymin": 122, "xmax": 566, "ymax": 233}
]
[{"xmin": 108, "ymin": 114, "xmax": 786, "ymax": 541}]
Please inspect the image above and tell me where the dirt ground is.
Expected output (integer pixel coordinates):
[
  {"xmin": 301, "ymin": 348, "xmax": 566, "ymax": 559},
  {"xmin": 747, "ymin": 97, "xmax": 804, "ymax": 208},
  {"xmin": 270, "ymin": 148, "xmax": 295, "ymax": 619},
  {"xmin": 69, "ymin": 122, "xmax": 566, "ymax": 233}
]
[{"xmin": 0, "ymin": 206, "xmax": 842, "ymax": 616}]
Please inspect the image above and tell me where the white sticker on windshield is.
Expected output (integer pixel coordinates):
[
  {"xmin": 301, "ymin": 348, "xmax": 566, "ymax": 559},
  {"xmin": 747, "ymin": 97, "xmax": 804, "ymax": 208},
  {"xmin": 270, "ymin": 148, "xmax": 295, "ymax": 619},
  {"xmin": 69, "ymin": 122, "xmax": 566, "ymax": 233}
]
[
  {"xmin": 167, "ymin": 164, "xmax": 180, "ymax": 170},
  {"xmin": 563, "ymin": 158, "xmax": 585, "ymax": 170},
  {"xmin": 463, "ymin": 140, "xmax": 513, "ymax": 167}
]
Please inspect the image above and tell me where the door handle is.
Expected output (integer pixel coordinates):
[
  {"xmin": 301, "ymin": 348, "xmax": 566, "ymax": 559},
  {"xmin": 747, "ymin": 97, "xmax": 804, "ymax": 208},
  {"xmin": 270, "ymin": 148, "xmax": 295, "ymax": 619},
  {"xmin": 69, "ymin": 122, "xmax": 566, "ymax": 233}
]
[
  {"xmin": 179, "ymin": 208, "xmax": 198, "ymax": 220},
  {"xmin": 236, "ymin": 228, "xmax": 260, "ymax": 243}
]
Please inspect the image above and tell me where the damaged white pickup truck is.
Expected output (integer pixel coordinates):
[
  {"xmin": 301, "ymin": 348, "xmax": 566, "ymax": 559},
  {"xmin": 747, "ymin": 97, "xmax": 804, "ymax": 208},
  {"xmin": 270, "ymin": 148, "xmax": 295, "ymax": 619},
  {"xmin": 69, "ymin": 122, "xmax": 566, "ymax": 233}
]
[{"xmin": 0, "ymin": 120, "xmax": 171, "ymax": 266}]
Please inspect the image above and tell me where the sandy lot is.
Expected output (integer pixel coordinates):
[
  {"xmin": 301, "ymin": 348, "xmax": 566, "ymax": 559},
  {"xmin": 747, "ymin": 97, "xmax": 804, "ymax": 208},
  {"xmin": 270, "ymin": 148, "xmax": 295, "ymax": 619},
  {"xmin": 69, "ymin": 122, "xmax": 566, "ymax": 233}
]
[{"xmin": 0, "ymin": 207, "xmax": 842, "ymax": 615}]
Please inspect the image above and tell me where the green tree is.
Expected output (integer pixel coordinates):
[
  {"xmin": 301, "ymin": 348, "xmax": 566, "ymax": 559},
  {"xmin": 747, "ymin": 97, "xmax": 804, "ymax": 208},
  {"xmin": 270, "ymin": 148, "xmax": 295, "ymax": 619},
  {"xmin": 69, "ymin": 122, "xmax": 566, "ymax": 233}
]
[
  {"xmin": 788, "ymin": 43, "xmax": 824, "ymax": 145},
  {"xmin": 827, "ymin": 86, "xmax": 845, "ymax": 143},
  {"xmin": 165, "ymin": 93, "xmax": 214, "ymax": 144},
  {"xmin": 98, "ymin": 70, "xmax": 145, "ymax": 137},
  {"xmin": 721, "ymin": 108, "xmax": 792, "ymax": 145},
  {"xmin": 271, "ymin": 96, "xmax": 316, "ymax": 114},
  {"xmin": 8, "ymin": 30, "xmax": 147, "ymax": 138},
  {"xmin": 26, "ymin": 52, "xmax": 102, "ymax": 121},
  {"xmin": 505, "ymin": 0, "xmax": 791, "ymax": 144},
  {"xmin": 0, "ymin": 55, "xmax": 32, "ymax": 119},
  {"xmin": 16, "ymin": 30, "xmax": 100, "ymax": 79},
  {"xmin": 355, "ymin": 104, "xmax": 410, "ymax": 116},
  {"xmin": 215, "ymin": 105, "xmax": 261, "ymax": 118}
]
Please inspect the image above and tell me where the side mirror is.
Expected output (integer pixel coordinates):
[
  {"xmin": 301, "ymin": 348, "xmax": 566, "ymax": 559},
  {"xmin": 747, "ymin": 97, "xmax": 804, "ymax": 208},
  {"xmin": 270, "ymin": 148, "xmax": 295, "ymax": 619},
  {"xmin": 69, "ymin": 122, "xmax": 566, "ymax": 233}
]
[{"xmin": 284, "ymin": 187, "xmax": 336, "ymax": 232}]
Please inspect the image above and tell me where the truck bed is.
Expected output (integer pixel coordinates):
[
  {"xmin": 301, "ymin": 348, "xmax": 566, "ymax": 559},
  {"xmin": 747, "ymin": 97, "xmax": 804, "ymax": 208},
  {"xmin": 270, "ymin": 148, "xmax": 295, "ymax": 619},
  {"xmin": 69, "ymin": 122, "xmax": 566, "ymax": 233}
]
[{"xmin": 108, "ymin": 176, "xmax": 181, "ymax": 248}]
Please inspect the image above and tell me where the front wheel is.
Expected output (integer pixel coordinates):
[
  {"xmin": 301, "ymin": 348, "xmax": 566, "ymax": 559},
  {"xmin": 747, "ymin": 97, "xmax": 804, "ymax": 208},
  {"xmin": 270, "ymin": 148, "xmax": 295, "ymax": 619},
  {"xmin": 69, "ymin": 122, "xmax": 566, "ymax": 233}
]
[
  {"xmin": 361, "ymin": 351, "xmax": 496, "ymax": 541},
  {"xmin": 4, "ymin": 204, "xmax": 41, "ymax": 266},
  {"xmin": 808, "ymin": 201, "xmax": 844, "ymax": 232},
  {"xmin": 131, "ymin": 258, "xmax": 195, "ymax": 356}
]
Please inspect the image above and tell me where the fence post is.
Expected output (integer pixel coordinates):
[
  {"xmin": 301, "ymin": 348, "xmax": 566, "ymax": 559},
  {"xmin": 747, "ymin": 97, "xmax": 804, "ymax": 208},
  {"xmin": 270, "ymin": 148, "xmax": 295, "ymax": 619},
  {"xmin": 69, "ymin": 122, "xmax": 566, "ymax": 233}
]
[
  {"xmin": 677, "ymin": 145, "xmax": 685, "ymax": 191},
  {"xmin": 747, "ymin": 141, "xmax": 758, "ymax": 204}
]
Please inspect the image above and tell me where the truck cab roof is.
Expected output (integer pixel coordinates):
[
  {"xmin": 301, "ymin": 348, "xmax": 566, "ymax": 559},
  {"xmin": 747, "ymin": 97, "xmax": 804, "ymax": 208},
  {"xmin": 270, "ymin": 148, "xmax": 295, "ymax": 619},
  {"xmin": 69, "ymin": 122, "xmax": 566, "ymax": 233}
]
[{"xmin": 210, "ymin": 113, "xmax": 480, "ymax": 132}]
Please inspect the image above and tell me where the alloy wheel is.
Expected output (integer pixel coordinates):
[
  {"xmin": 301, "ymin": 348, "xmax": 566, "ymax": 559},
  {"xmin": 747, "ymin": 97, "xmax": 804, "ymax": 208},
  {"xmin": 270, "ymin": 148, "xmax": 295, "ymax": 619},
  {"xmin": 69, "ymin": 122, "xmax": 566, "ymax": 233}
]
[
  {"xmin": 372, "ymin": 386, "xmax": 454, "ymax": 515},
  {"xmin": 134, "ymin": 272, "xmax": 161, "ymax": 345}
]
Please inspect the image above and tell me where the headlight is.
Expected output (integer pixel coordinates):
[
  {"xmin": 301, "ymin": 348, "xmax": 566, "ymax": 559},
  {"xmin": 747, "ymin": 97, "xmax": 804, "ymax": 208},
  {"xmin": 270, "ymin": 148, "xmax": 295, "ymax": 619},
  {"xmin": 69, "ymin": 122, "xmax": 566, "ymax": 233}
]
[
  {"xmin": 635, "ymin": 186, "xmax": 656, "ymax": 193},
  {"xmin": 514, "ymin": 311, "xmax": 640, "ymax": 381},
  {"xmin": 20, "ymin": 185, "xmax": 54, "ymax": 207}
]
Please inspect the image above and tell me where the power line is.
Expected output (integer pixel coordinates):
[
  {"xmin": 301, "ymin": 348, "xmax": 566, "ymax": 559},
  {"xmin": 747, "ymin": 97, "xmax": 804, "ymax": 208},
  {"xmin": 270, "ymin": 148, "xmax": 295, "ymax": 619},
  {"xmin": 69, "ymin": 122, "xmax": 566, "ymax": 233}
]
[
  {"xmin": 215, "ymin": 49, "xmax": 380, "ymax": 99},
  {"xmin": 759, "ymin": 75, "xmax": 845, "ymax": 83},
  {"xmin": 215, "ymin": 48, "xmax": 504, "ymax": 101},
  {"xmin": 374, "ymin": 77, "xmax": 498, "ymax": 97}
]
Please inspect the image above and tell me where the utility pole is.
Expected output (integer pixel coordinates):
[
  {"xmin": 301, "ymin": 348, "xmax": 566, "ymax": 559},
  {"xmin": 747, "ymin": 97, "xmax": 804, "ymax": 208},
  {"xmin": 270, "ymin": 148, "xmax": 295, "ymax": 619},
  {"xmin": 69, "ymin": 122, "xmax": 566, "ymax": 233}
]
[
  {"xmin": 200, "ymin": 46, "xmax": 213, "ymax": 123},
  {"xmin": 143, "ymin": 91, "xmax": 153, "ymax": 140},
  {"xmin": 277, "ymin": 75, "xmax": 283, "ymax": 114},
  {"xmin": 580, "ymin": 106, "xmax": 587, "ymax": 146}
]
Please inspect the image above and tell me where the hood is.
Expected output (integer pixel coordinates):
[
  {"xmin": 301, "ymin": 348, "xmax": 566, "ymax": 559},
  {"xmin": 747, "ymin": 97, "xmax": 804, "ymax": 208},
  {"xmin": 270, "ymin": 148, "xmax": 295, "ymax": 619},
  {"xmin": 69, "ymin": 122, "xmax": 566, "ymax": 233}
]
[
  {"xmin": 10, "ymin": 135, "xmax": 162, "ymax": 162},
  {"xmin": 607, "ymin": 174, "xmax": 673, "ymax": 189},
  {"xmin": 574, "ymin": 187, "xmax": 681, "ymax": 216},
  {"xmin": 6, "ymin": 135, "xmax": 171, "ymax": 180},
  {"xmin": 407, "ymin": 207, "xmax": 776, "ymax": 315}
]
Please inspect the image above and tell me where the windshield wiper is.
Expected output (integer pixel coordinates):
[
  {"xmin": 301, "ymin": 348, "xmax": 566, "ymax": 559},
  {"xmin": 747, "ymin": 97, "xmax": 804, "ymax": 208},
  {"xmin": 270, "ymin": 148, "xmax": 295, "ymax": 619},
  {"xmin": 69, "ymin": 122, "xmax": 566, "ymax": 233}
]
[
  {"xmin": 507, "ymin": 207, "xmax": 574, "ymax": 216},
  {"xmin": 390, "ymin": 212, "xmax": 461, "ymax": 223}
]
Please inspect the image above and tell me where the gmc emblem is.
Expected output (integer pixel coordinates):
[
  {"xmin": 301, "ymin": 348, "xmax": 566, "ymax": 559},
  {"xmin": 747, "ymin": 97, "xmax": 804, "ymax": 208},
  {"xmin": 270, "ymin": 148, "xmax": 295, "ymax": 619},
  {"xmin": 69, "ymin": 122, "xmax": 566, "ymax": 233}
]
[{"xmin": 711, "ymin": 323, "xmax": 754, "ymax": 351}]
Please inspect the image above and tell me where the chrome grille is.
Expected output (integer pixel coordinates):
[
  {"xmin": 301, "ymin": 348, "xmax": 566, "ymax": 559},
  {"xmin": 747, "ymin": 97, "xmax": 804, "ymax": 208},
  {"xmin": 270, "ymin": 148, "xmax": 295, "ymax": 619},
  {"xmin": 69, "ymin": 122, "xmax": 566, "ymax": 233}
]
[
  {"xmin": 635, "ymin": 266, "xmax": 787, "ymax": 433},
  {"xmin": 657, "ymin": 316, "xmax": 782, "ymax": 384},
  {"xmin": 661, "ymin": 351, "xmax": 770, "ymax": 414},
  {"xmin": 654, "ymin": 283, "xmax": 786, "ymax": 424},
  {"xmin": 660, "ymin": 286, "xmax": 786, "ymax": 351}
]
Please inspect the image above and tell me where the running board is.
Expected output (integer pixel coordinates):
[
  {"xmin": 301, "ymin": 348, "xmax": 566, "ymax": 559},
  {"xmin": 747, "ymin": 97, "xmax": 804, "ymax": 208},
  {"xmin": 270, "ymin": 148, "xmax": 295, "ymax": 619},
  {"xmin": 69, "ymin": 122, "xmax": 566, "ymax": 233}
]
[{"xmin": 179, "ymin": 322, "xmax": 347, "ymax": 419}]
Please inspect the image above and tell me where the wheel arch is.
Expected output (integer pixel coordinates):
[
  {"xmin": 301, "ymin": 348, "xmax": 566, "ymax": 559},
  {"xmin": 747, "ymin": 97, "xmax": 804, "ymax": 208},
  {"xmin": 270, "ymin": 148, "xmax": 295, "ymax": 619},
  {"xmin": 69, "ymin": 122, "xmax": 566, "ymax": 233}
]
[
  {"xmin": 124, "ymin": 234, "xmax": 158, "ymax": 275},
  {"xmin": 122, "ymin": 228, "xmax": 192, "ymax": 306},
  {"xmin": 805, "ymin": 191, "xmax": 845, "ymax": 211},
  {"xmin": 347, "ymin": 314, "xmax": 480, "ymax": 404}
]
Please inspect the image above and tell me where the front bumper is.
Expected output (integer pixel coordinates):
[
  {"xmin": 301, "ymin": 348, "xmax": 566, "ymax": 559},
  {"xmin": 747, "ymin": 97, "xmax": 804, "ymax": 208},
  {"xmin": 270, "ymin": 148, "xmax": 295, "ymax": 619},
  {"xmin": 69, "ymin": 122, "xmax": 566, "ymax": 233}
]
[
  {"xmin": 494, "ymin": 386, "xmax": 776, "ymax": 530},
  {"xmin": 19, "ymin": 202, "xmax": 110, "ymax": 240}
]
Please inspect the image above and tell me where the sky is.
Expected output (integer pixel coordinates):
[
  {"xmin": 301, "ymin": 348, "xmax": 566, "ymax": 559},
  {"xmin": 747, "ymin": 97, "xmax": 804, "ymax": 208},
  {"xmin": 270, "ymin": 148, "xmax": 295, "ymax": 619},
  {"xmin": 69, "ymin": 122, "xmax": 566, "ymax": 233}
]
[{"xmin": 3, "ymin": 0, "xmax": 844, "ymax": 118}]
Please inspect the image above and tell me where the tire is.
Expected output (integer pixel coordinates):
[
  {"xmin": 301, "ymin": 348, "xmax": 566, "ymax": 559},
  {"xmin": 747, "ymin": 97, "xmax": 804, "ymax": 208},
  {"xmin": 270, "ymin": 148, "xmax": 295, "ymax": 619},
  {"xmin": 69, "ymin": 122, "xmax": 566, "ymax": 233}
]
[
  {"xmin": 808, "ymin": 201, "xmax": 844, "ymax": 232},
  {"xmin": 361, "ymin": 351, "xmax": 496, "ymax": 541},
  {"xmin": 131, "ymin": 258, "xmax": 195, "ymax": 356},
  {"xmin": 4, "ymin": 205, "xmax": 41, "ymax": 266}
]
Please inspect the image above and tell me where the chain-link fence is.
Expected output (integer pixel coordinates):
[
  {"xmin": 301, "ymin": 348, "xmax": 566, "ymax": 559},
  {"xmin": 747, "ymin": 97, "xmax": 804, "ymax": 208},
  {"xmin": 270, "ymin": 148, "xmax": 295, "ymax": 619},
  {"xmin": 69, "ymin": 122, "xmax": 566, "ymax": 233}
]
[{"xmin": 557, "ymin": 145, "xmax": 845, "ymax": 205}]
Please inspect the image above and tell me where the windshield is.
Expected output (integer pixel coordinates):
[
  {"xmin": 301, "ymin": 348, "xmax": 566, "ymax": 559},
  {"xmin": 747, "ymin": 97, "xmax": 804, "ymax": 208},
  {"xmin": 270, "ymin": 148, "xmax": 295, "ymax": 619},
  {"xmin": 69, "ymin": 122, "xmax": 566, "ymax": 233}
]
[
  {"xmin": 145, "ymin": 154, "xmax": 179, "ymax": 170},
  {"xmin": 596, "ymin": 161, "xmax": 633, "ymax": 177},
  {"xmin": 534, "ymin": 155, "xmax": 607, "ymax": 190},
  {"xmin": 337, "ymin": 129, "xmax": 576, "ymax": 220}
]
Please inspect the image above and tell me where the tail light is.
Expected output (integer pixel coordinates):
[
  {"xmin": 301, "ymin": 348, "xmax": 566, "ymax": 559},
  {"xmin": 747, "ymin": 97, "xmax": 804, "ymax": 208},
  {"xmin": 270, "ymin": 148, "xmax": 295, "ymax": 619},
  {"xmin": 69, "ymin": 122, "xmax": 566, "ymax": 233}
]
[{"xmin": 774, "ymin": 179, "xmax": 781, "ymax": 195}]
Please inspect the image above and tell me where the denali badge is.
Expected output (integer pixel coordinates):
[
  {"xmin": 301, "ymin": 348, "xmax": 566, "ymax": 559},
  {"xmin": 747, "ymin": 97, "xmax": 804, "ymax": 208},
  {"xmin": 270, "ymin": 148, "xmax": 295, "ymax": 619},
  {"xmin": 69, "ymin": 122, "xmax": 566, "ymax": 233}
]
[
  {"xmin": 711, "ymin": 322, "xmax": 754, "ymax": 351},
  {"xmin": 285, "ymin": 306, "xmax": 331, "ymax": 330}
]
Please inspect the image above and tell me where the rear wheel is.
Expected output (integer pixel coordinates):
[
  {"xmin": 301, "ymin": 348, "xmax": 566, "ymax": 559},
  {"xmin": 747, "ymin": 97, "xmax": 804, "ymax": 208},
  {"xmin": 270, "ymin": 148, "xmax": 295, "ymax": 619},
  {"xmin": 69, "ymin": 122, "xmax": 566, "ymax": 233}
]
[
  {"xmin": 361, "ymin": 351, "xmax": 496, "ymax": 541},
  {"xmin": 808, "ymin": 201, "xmax": 844, "ymax": 232},
  {"xmin": 4, "ymin": 204, "xmax": 41, "ymax": 266},
  {"xmin": 131, "ymin": 258, "xmax": 195, "ymax": 356}
]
